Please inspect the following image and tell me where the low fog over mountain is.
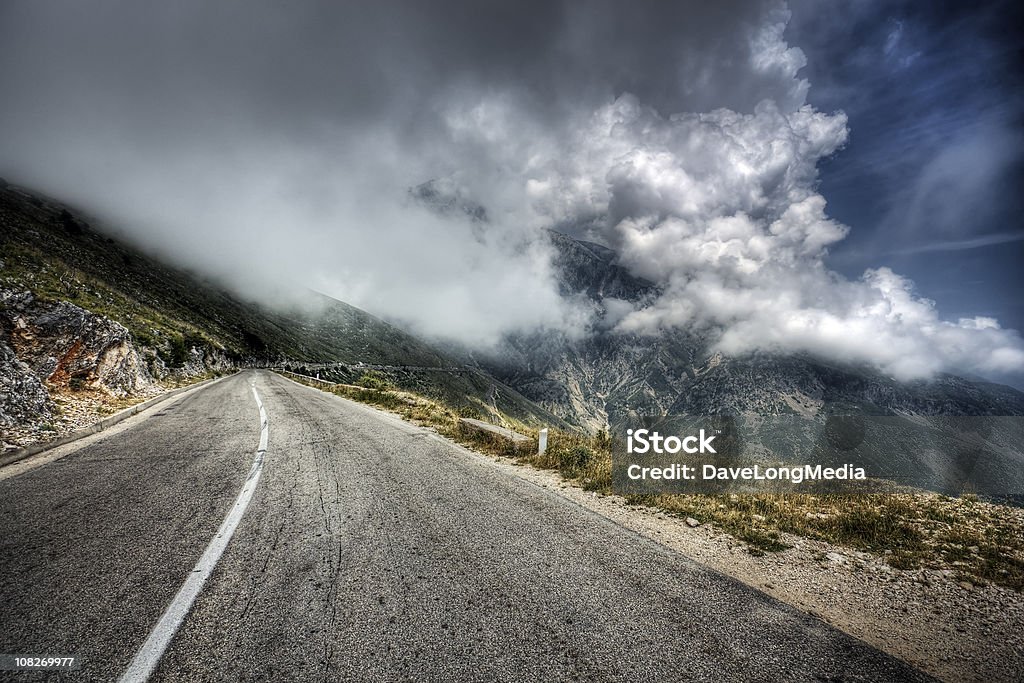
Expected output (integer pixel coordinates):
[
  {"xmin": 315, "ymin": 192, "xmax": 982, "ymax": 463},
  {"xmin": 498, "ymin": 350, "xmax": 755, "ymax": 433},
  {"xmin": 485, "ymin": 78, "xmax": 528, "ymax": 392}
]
[{"xmin": 1, "ymin": 0, "xmax": 1022, "ymax": 388}]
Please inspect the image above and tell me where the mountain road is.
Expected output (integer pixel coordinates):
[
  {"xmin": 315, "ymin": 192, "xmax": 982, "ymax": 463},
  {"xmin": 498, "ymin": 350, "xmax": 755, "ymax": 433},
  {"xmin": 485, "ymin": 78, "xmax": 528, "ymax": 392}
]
[{"xmin": 0, "ymin": 370, "xmax": 931, "ymax": 682}]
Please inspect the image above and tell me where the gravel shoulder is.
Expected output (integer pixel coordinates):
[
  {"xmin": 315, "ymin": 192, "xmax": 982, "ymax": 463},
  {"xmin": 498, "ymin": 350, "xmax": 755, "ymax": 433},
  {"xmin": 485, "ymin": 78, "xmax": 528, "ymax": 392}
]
[
  {"xmin": 4, "ymin": 370, "xmax": 1013, "ymax": 681},
  {"xmin": 1, "ymin": 374, "xmax": 220, "ymax": 453}
]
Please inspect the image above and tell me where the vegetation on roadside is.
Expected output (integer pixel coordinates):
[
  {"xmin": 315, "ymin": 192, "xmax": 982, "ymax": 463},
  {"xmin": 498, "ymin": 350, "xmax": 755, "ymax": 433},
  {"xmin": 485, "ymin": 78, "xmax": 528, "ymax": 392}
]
[
  {"xmin": 283, "ymin": 370, "xmax": 1024, "ymax": 591},
  {"xmin": 27, "ymin": 371, "xmax": 230, "ymax": 444},
  {"xmin": 2, "ymin": 241, "xmax": 222, "ymax": 367}
]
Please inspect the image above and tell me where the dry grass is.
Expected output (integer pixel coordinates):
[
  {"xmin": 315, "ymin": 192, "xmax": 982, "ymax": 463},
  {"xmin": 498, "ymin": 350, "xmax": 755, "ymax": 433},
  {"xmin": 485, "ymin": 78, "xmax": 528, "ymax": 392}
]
[{"xmin": 282, "ymin": 371, "xmax": 1024, "ymax": 591}]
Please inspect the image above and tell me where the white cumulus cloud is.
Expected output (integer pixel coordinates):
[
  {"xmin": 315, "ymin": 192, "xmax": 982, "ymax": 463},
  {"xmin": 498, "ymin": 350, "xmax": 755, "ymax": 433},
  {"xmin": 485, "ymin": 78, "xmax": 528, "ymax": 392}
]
[{"xmin": 444, "ymin": 82, "xmax": 1024, "ymax": 382}]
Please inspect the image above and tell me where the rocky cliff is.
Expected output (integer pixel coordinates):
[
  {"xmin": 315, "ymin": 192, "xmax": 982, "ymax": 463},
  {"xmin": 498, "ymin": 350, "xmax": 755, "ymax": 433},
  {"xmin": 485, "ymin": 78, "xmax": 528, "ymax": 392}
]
[
  {"xmin": 0, "ymin": 283, "xmax": 238, "ymax": 449},
  {"xmin": 1, "ymin": 288, "xmax": 157, "ymax": 397},
  {"xmin": 0, "ymin": 340, "xmax": 52, "ymax": 431},
  {"xmin": 479, "ymin": 231, "xmax": 1024, "ymax": 431},
  {"xmin": 0, "ymin": 183, "xmax": 563, "ymax": 446}
]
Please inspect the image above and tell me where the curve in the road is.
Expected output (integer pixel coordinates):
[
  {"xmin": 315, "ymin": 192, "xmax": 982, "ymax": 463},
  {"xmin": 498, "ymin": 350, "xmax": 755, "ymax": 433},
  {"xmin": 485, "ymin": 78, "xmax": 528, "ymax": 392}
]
[{"xmin": 0, "ymin": 371, "xmax": 935, "ymax": 682}]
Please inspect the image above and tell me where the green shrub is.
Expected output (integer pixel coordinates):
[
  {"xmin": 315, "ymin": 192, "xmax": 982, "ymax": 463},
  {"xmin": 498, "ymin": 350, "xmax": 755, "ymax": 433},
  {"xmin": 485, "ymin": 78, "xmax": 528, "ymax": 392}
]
[
  {"xmin": 558, "ymin": 444, "xmax": 593, "ymax": 474},
  {"xmin": 356, "ymin": 370, "xmax": 393, "ymax": 390},
  {"xmin": 167, "ymin": 335, "xmax": 188, "ymax": 367},
  {"xmin": 457, "ymin": 404, "xmax": 483, "ymax": 419}
]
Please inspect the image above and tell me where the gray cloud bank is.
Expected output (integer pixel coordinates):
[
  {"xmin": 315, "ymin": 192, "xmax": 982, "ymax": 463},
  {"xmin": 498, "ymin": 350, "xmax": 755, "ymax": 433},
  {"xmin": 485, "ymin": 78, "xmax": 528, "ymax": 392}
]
[{"xmin": 1, "ymin": 0, "xmax": 1021, "ymax": 383}]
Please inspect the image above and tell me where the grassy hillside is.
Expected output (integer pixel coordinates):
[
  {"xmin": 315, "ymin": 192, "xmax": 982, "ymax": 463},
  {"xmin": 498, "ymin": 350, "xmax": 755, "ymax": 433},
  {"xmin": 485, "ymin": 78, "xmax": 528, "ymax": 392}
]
[
  {"xmin": 0, "ymin": 183, "xmax": 565, "ymax": 428},
  {"xmin": 0, "ymin": 185, "xmax": 456, "ymax": 367}
]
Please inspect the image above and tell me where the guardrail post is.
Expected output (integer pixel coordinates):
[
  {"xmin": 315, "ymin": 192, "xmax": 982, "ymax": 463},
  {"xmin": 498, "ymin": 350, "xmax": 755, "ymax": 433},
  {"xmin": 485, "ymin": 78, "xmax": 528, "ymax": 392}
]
[{"xmin": 538, "ymin": 428, "xmax": 548, "ymax": 455}]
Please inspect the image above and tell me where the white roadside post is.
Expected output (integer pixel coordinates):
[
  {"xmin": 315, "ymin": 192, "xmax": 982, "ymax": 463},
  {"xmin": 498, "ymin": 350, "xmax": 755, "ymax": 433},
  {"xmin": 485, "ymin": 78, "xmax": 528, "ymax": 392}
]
[{"xmin": 538, "ymin": 428, "xmax": 548, "ymax": 456}]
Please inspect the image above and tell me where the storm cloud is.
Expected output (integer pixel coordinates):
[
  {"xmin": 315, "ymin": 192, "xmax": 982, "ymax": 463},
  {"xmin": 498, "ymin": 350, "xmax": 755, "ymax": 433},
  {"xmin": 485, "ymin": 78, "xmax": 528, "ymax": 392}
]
[{"xmin": 1, "ymin": 0, "xmax": 1021, "ymax": 381}]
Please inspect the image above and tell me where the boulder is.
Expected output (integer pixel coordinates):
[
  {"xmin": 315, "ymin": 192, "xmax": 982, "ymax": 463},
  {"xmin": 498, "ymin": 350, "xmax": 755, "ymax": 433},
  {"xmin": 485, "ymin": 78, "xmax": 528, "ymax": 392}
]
[{"xmin": 0, "ymin": 288, "xmax": 156, "ymax": 396}]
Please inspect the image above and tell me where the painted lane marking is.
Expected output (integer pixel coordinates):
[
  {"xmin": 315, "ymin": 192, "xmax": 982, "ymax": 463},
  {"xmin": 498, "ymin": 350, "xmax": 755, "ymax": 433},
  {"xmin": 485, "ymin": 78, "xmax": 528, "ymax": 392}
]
[{"xmin": 118, "ymin": 386, "xmax": 269, "ymax": 683}]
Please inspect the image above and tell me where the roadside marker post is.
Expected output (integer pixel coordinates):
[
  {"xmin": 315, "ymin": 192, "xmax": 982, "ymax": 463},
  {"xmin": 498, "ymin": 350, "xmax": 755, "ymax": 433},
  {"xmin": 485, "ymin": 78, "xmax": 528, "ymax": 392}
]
[{"xmin": 538, "ymin": 428, "xmax": 548, "ymax": 455}]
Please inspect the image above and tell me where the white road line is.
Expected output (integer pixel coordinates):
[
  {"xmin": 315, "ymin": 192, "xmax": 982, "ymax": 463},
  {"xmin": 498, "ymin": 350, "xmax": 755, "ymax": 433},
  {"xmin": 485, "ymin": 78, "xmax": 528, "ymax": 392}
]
[{"xmin": 118, "ymin": 385, "xmax": 269, "ymax": 683}]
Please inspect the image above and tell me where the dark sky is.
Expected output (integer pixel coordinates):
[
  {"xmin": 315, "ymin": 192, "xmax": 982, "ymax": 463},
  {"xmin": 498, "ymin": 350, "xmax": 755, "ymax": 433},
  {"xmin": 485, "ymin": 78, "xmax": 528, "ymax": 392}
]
[
  {"xmin": 1, "ymin": 0, "xmax": 1021, "ymax": 385},
  {"xmin": 789, "ymin": 0, "xmax": 1024, "ymax": 331}
]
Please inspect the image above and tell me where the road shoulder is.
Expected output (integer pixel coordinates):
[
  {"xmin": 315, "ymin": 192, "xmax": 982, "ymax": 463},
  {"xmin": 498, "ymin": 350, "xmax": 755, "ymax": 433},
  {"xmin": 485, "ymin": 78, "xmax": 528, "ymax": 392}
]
[{"xmin": 0, "ymin": 373, "xmax": 233, "ymax": 481}]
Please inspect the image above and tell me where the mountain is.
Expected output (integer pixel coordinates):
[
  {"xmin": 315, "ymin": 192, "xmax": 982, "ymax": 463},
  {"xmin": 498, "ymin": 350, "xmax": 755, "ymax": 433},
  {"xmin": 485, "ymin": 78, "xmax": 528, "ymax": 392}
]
[
  {"xmin": 478, "ymin": 230, "xmax": 1024, "ymax": 431},
  {"xmin": 0, "ymin": 183, "xmax": 563, "ymax": 440},
  {"xmin": 0, "ymin": 185, "xmax": 456, "ymax": 369},
  {"xmin": 6, "ymin": 178, "xmax": 1020, "ymax": 450}
]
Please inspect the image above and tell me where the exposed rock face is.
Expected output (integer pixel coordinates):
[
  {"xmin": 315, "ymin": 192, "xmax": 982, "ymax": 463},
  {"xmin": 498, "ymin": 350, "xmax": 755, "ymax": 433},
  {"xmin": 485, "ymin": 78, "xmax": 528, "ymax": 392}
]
[
  {"xmin": 0, "ymin": 288, "xmax": 156, "ymax": 396},
  {"xmin": 174, "ymin": 345, "xmax": 234, "ymax": 379},
  {"xmin": 0, "ymin": 340, "xmax": 52, "ymax": 429},
  {"xmin": 546, "ymin": 230, "xmax": 655, "ymax": 302},
  {"xmin": 664, "ymin": 354, "xmax": 1024, "ymax": 418},
  {"xmin": 478, "ymin": 232, "xmax": 1024, "ymax": 431}
]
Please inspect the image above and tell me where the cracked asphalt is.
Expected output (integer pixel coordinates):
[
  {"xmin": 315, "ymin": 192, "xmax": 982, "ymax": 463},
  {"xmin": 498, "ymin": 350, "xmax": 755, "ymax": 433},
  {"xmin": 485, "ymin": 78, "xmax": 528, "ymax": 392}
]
[{"xmin": 0, "ymin": 370, "xmax": 933, "ymax": 682}]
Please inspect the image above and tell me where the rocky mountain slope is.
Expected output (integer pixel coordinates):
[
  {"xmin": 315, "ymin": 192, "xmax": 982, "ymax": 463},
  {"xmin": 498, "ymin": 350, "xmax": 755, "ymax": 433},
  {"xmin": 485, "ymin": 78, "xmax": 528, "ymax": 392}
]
[
  {"xmin": 0, "ymin": 184, "xmax": 561, "ymax": 444},
  {"xmin": 0, "ymin": 185, "xmax": 457, "ymax": 370},
  {"xmin": 480, "ymin": 231, "xmax": 1024, "ymax": 431},
  {"xmin": 2, "ymin": 288, "xmax": 164, "ymax": 397}
]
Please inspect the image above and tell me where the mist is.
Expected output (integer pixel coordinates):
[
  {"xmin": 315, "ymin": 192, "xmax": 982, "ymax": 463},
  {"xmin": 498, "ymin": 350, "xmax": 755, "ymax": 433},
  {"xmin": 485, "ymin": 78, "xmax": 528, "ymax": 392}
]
[{"xmin": 1, "ymin": 0, "xmax": 1022, "ymax": 383}]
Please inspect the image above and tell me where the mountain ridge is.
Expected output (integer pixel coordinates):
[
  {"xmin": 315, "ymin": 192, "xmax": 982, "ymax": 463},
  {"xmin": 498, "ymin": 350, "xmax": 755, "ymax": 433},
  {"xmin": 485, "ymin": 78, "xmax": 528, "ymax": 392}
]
[{"xmin": 478, "ymin": 230, "xmax": 1024, "ymax": 431}]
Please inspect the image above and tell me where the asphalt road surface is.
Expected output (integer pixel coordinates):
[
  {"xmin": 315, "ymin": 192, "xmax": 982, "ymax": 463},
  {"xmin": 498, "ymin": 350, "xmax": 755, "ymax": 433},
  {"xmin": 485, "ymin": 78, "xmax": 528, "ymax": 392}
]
[{"xmin": 0, "ymin": 370, "xmax": 932, "ymax": 682}]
